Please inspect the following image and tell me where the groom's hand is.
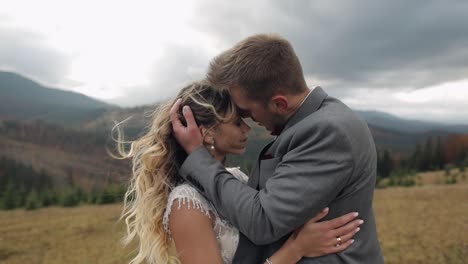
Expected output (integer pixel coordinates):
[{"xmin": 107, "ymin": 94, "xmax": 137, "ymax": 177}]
[{"xmin": 170, "ymin": 98, "xmax": 203, "ymax": 154}]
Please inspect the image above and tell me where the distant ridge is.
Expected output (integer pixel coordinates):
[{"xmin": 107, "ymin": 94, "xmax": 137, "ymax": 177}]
[
  {"xmin": 0, "ymin": 71, "xmax": 468, "ymax": 138},
  {"xmin": 356, "ymin": 110, "xmax": 468, "ymax": 134},
  {"xmin": 0, "ymin": 71, "xmax": 117, "ymax": 124}
]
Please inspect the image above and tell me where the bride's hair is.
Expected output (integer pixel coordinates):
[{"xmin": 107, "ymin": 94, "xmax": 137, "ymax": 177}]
[{"xmin": 114, "ymin": 80, "xmax": 237, "ymax": 264}]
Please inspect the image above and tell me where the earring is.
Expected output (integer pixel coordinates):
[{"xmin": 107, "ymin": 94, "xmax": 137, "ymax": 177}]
[{"xmin": 210, "ymin": 140, "xmax": 215, "ymax": 150}]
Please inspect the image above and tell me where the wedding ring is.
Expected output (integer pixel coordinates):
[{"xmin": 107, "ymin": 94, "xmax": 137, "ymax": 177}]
[{"xmin": 335, "ymin": 236, "xmax": 342, "ymax": 247}]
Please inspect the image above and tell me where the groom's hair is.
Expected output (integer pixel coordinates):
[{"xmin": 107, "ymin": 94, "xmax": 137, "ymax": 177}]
[{"xmin": 207, "ymin": 33, "xmax": 308, "ymax": 102}]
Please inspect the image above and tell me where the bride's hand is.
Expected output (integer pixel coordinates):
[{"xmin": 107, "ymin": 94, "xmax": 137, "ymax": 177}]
[{"xmin": 287, "ymin": 208, "xmax": 363, "ymax": 258}]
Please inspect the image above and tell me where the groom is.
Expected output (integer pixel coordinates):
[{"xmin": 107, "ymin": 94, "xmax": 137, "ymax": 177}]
[{"xmin": 170, "ymin": 34, "xmax": 383, "ymax": 263}]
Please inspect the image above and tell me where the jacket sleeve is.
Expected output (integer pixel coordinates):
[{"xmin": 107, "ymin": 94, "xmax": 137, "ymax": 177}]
[{"xmin": 179, "ymin": 122, "xmax": 354, "ymax": 245}]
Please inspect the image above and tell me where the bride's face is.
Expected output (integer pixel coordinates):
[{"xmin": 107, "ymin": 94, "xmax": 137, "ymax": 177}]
[{"xmin": 212, "ymin": 116, "xmax": 251, "ymax": 156}]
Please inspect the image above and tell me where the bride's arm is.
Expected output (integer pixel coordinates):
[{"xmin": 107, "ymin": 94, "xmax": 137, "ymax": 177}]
[
  {"xmin": 265, "ymin": 208, "xmax": 363, "ymax": 264},
  {"xmin": 169, "ymin": 202, "xmax": 222, "ymax": 264}
]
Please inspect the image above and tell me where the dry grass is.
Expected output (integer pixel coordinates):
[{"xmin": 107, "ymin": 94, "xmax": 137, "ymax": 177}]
[
  {"xmin": 414, "ymin": 168, "xmax": 468, "ymax": 186},
  {"xmin": 375, "ymin": 184, "xmax": 467, "ymax": 264},
  {"xmin": 0, "ymin": 205, "xmax": 135, "ymax": 264},
  {"xmin": 1, "ymin": 171, "xmax": 467, "ymax": 264}
]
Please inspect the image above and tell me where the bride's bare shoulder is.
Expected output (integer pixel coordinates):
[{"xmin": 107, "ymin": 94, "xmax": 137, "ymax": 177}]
[{"xmin": 166, "ymin": 185, "xmax": 222, "ymax": 263}]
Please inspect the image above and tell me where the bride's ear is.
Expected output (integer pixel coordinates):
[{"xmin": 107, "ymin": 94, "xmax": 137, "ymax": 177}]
[{"xmin": 200, "ymin": 127, "xmax": 215, "ymax": 145}]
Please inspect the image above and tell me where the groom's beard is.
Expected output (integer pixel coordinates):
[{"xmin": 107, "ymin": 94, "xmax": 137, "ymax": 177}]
[
  {"xmin": 270, "ymin": 124, "xmax": 286, "ymax": 136},
  {"xmin": 268, "ymin": 114, "xmax": 287, "ymax": 136}
]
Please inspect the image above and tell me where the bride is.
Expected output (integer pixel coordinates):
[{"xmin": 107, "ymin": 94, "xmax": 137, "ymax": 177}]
[{"xmin": 116, "ymin": 81, "xmax": 362, "ymax": 264}]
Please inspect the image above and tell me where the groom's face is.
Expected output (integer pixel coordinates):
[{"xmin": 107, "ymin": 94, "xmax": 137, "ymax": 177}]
[{"xmin": 229, "ymin": 86, "xmax": 280, "ymax": 132}]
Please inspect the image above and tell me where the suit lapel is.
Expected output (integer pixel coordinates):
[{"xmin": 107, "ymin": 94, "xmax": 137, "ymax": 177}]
[
  {"xmin": 248, "ymin": 140, "xmax": 275, "ymax": 189},
  {"xmin": 282, "ymin": 86, "xmax": 328, "ymax": 132}
]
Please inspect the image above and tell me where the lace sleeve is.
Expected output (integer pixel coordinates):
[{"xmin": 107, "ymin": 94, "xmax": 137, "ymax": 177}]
[
  {"xmin": 163, "ymin": 184, "xmax": 215, "ymax": 234},
  {"xmin": 226, "ymin": 167, "xmax": 249, "ymax": 183}
]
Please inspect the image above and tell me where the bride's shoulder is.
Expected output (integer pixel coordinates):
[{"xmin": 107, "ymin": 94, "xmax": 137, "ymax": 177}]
[
  {"xmin": 163, "ymin": 183, "xmax": 214, "ymax": 234},
  {"xmin": 166, "ymin": 183, "xmax": 212, "ymax": 211},
  {"xmin": 169, "ymin": 183, "xmax": 202, "ymax": 199}
]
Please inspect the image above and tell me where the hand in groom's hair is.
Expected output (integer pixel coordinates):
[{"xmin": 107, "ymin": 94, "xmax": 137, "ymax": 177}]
[{"xmin": 170, "ymin": 98, "xmax": 204, "ymax": 154}]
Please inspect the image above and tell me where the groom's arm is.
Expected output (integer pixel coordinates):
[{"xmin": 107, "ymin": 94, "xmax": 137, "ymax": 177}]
[{"xmin": 179, "ymin": 122, "xmax": 354, "ymax": 245}]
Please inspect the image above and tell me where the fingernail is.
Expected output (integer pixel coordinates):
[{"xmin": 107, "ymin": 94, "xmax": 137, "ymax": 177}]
[
  {"xmin": 358, "ymin": 220, "xmax": 364, "ymax": 224},
  {"xmin": 353, "ymin": 212, "xmax": 359, "ymax": 217},
  {"xmin": 351, "ymin": 239, "xmax": 355, "ymax": 244},
  {"xmin": 356, "ymin": 227, "xmax": 360, "ymax": 232},
  {"xmin": 183, "ymin": 106, "xmax": 188, "ymax": 112},
  {"xmin": 323, "ymin": 207, "xmax": 329, "ymax": 212}
]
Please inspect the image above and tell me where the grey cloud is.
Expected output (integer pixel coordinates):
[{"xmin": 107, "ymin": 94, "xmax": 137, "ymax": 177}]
[
  {"xmin": 2, "ymin": 0, "xmax": 467, "ymax": 124},
  {"xmin": 192, "ymin": 0, "xmax": 468, "ymax": 97},
  {"xmin": 110, "ymin": 43, "xmax": 212, "ymax": 106},
  {"xmin": 191, "ymin": 2, "xmax": 259, "ymax": 47},
  {"xmin": 0, "ymin": 27, "xmax": 71, "ymax": 87}
]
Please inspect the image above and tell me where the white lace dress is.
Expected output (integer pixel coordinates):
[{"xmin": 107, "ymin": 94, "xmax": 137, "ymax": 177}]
[{"xmin": 163, "ymin": 167, "xmax": 249, "ymax": 264}]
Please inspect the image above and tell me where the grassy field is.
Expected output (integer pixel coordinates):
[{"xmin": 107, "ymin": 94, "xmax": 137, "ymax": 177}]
[
  {"xmin": 1, "ymin": 170, "xmax": 467, "ymax": 264},
  {"xmin": 0, "ymin": 205, "xmax": 133, "ymax": 264}
]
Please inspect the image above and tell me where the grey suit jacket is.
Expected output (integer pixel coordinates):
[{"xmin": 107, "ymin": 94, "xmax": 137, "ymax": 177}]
[{"xmin": 179, "ymin": 87, "xmax": 384, "ymax": 263}]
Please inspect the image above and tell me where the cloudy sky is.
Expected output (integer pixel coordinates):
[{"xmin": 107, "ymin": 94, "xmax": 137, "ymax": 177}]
[{"xmin": 1, "ymin": 0, "xmax": 467, "ymax": 124}]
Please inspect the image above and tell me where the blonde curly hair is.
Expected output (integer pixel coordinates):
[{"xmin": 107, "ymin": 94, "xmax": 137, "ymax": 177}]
[{"xmin": 114, "ymin": 81, "xmax": 237, "ymax": 264}]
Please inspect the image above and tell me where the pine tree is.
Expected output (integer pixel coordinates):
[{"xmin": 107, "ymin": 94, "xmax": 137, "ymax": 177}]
[
  {"xmin": 422, "ymin": 137, "xmax": 434, "ymax": 171},
  {"xmin": 1, "ymin": 181, "xmax": 18, "ymax": 210},
  {"xmin": 379, "ymin": 149, "xmax": 393, "ymax": 178},
  {"xmin": 61, "ymin": 188, "xmax": 80, "ymax": 207},
  {"xmin": 25, "ymin": 190, "xmax": 41, "ymax": 210},
  {"xmin": 98, "ymin": 185, "xmax": 116, "ymax": 204},
  {"xmin": 455, "ymin": 149, "xmax": 466, "ymax": 168},
  {"xmin": 38, "ymin": 169, "xmax": 53, "ymax": 190},
  {"xmin": 40, "ymin": 188, "xmax": 59, "ymax": 207},
  {"xmin": 17, "ymin": 184, "xmax": 27, "ymax": 208},
  {"xmin": 88, "ymin": 188, "xmax": 100, "ymax": 204},
  {"xmin": 434, "ymin": 137, "xmax": 445, "ymax": 170},
  {"xmin": 410, "ymin": 144, "xmax": 423, "ymax": 171}
]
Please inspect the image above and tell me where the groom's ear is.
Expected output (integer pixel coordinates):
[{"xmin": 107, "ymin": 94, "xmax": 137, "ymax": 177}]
[{"xmin": 270, "ymin": 95, "xmax": 289, "ymax": 114}]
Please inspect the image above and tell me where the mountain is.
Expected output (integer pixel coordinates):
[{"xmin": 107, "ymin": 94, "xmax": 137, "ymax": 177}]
[
  {"xmin": 1, "ymin": 71, "xmax": 466, "ymax": 190},
  {"xmin": 356, "ymin": 110, "xmax": 468, "ymax": 134},
  {"xmin": 0, "ymin": 71, "xmax": 117, "ymax": 125},
  {"xmin": 0, "ymin": 119, "xmax": 129, "ymax": 190},
  {"xmin": 2, "ymin": 71, "xmax": 466, "ymax": 134},
  {"xmin": 367, "ymin": 124, "xmax": 455, "ymax": 154}
]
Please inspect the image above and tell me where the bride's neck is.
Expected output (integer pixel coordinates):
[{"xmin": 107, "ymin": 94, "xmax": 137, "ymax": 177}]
[
  {"xmin": 212, "ymin": 152, "xmax": 226, "ymax": 164},
  {"xmin": 215, "ymin": 155, "xmax": 226, "ymax": 164},
  {"xmin": 206, "ymin": 144, "xmax": 226, "ymax": 164}
]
